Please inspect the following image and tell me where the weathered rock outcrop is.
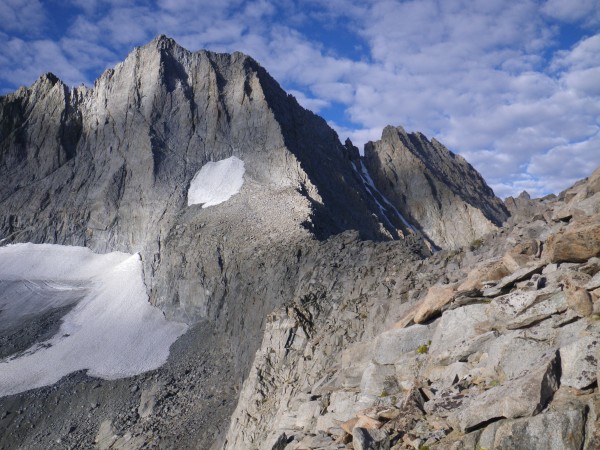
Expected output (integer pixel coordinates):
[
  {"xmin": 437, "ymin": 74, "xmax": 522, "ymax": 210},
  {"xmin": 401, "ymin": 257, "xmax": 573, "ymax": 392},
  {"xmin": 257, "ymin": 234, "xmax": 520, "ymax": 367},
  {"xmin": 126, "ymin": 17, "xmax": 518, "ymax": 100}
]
[
  {"xmin": 224, "ymin": 166, "xmax": 600, "ymax": 450},
  {"xmin": 364, "ymin": 125, "xmax": 509, "ymax": 249}
]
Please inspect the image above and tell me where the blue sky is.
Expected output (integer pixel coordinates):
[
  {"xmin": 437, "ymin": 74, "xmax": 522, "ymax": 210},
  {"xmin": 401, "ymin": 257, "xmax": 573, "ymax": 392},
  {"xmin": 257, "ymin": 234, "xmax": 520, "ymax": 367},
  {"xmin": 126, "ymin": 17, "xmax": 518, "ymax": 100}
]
[{"xmin": 1, "ymin": 0, "xmax": 599, "ymax": 198}]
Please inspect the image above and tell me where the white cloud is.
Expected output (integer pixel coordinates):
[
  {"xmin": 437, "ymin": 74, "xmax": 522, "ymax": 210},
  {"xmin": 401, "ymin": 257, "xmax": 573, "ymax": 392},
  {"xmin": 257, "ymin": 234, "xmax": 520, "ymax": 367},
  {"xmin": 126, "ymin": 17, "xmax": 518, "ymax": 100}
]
[
  {"xmin": 0, "ymin": 0, "xmax": 46, "ymax": 34},
  {"xmin": 0, "ymin": 38, "xmax": 89, "ymax": 88},
  {"xmin": 542, "ymin": 0, "xmax": 600, "ymax": 26},
  {"xmin": 0, "ymin": 0, "xmax": 599, "ymax": 198},
  {"xmin": 551, "ymin": 34, "xmax": 600, "ymax": 71},
  {"xmin": 288, "ymin": 89, "xmax": 330, "ymax": 112}
]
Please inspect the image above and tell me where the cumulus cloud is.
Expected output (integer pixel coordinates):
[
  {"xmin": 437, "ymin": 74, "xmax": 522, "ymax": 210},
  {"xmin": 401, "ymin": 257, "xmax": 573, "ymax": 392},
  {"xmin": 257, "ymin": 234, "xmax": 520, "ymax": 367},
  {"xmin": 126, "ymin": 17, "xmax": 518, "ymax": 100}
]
[
  {"xmin": 288, "ymin": 89, "xmax": 330, "ymax": 112},
  {"xmin": 0, "ymin": 0, "xmax": 46, "ymax": 34},
  {"xmin": 542, "ymin": 0, "xmax": 600, "ymax": 26},
  {"xmin": 0, "ymin": 0, "xmax": 599, "ymax": 198},
  {"xmin": 0, "ymin": 38, "xmax": 89, "ymax": 88}
]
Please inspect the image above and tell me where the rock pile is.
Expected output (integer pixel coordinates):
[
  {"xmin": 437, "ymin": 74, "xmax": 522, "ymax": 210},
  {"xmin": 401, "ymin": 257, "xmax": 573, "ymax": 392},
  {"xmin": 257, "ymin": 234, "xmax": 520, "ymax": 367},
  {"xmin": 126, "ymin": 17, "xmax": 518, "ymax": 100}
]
[{"xmin": 224, "ymin": 167, "xmax": 600, "ymax": 450}]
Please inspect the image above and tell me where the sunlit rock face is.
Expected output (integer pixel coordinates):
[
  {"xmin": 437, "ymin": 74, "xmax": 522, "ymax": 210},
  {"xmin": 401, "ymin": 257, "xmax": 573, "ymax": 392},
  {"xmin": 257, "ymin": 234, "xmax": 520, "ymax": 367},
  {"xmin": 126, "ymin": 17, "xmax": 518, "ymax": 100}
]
[{"xmin": 364, "ymin": 125, "xmax": 509, "ymax": 249}]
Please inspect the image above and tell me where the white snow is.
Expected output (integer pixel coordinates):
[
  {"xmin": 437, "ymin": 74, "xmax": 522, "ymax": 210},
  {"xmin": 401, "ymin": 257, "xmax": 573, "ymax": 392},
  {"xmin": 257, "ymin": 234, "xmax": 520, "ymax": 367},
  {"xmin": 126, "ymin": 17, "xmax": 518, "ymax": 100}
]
[
  {"xmin": 187, "ymin": 156, "xmax": 245, "ymax": 207},
  {"xmin": 0, "ymin": 243, "xmax": 188, "ymax": 397},
  {"xmin": 352, "ymin": 161, "xmax": 416, "ymax": 232}
]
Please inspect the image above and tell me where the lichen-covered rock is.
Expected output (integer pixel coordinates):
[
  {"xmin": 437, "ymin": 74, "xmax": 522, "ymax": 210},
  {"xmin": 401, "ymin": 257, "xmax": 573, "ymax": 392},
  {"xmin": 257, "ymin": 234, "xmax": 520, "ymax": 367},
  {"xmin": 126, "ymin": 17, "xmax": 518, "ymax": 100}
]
[
  {"xmin": 447, "ymin": 352, "xmax": 560, "ymax": 432},
  {"xmin": 491, "ymin": 408, "xmax": 586, "ymax": 450},
  {"xmin": 560, "ymin": 335, "xmax": 599, "ymax": 389},
  {"xmin": 545, "ymin": 221, "xmax": 600, "ymax": 263}
]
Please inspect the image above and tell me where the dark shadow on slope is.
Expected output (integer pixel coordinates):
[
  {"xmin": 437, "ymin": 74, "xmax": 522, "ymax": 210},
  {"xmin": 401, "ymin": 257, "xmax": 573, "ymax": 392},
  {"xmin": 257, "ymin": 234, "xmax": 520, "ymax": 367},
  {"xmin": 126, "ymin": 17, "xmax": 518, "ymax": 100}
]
[{"xmin": 249, "ymin": 59, "xmax": 393, "ymax": 242}]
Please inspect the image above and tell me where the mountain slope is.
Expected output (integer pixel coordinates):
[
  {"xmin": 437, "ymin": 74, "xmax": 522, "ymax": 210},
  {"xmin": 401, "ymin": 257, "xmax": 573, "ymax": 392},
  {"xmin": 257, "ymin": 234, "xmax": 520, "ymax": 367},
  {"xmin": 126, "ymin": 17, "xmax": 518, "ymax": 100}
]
[
  {"xmin": 224, "ymin": 165, "xmax": 600, "ymax": 450},
  {"xmin": 364, "ymin": 125, "xmax": 509, "ymax": 249},
  {"xmin": 0, "ymin": 36, "xmax": 427, "ymax": 448}
]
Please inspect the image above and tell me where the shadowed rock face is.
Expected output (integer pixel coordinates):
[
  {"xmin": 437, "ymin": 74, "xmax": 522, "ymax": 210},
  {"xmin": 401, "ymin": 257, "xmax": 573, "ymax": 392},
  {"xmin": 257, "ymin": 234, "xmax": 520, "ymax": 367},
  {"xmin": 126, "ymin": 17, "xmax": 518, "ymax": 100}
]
[{"xmin": 364, "ymin": 125, "xmax": 509, "ymax": 249}]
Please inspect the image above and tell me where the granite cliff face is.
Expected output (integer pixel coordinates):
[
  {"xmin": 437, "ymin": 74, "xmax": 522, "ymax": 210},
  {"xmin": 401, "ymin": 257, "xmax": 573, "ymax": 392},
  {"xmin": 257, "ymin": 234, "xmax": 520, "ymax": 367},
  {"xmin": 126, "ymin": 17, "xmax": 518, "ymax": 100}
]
[
  {"xmin": 364, "ymin": 126, "xmax": 509, "ymax": 249},
  {"xmin": 2, "ymin": 36, "xmax": 596, "ymax": 450}
]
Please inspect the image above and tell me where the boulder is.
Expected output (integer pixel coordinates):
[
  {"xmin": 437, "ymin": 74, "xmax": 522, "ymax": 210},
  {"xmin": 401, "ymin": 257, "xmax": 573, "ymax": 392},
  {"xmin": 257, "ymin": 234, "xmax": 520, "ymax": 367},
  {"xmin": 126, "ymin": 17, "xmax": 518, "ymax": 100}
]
[
  {"xmin": 457, "ymin": 259, "xmax": 510, "ymax": 292},
  {"xmin": 355, "ymin": 415, "xmax": 384, "ymax": 430},
  {"xmin": 502, "ymin": 252, "xmax": 534, "ymax": 272},
  {"xmin": 482, "ymin": 262, "xmax": 545, "ymax": 297},
  {"xmin": 560, "ymin": 335, "xmax": 600, "ymax": 389},
  {"xmin": 447, "ymin": 352, "xmax": 560, "ymax": 432},
  {"xmin": 492, "ymin": 407, "xmax": 586, "ymax": 450},
  {"xmin": 352, "ymin": 427, "xmax": 390, "ymax": 450},
  {"xmin": 428, "ymin": 304, "xmax": 490, "ymax": 365},
  {"xmin": 295, "ymin": 433, "xmax": 334, "ymax": 449},
  {"xmin": 500, "ymin": 290, "xmax": 567, "ymax": 330},
  {"xmin": 545, "ymin": 222, "xmax": 600, "ymax": 263},
  {"xmin": 413, "ymin": 283, "xmax": 457, "ymax": 324},
  {"xmin": 341, "ymin": 417, "xmax": 359, "ymax": 434},
  {"xmin": 95, "ymin": 420, "xmax": 118, "ymax": 450},
  {"xmin": 138, "ymin": 381, "xmax": 165, "ymax": 419},
  {"xmin": 483, "ymin": 331, "xmax": 556, "ymax": 380},
  {"xmin": 566, "ymin": 287, "xmax": 593, "ymax": 317}
]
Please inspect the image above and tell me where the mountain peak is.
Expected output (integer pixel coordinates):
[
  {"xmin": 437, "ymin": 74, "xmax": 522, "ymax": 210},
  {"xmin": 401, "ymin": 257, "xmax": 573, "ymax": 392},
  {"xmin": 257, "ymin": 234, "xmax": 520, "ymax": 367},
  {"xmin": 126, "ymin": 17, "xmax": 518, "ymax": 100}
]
[{"xmin": 364, "ymin": 125, "xmax": 508, "ymax": 249}]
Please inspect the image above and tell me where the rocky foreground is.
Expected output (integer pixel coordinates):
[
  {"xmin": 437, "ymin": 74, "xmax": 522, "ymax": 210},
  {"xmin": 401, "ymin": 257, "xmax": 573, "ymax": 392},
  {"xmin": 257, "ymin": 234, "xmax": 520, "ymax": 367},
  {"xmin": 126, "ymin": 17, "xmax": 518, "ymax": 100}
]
[{"xmin": 224, "ymin": 167, "xmax": 600, "ymax": 449}]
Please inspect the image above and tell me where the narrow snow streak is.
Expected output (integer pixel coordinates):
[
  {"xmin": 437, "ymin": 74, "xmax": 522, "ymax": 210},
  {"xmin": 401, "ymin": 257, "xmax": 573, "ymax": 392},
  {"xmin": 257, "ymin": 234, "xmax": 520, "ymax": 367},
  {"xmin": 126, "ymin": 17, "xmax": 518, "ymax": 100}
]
[
  {"xmin": 0, "ymin": 243, "xmax": 188, "ymax": 397},
  {"xmin": 352, "ymin": 161, "xmax": 416, "ymax": 232},
  {"xmin": 188, "ymin": 156, "xmax": 245, "ymax": 207}
]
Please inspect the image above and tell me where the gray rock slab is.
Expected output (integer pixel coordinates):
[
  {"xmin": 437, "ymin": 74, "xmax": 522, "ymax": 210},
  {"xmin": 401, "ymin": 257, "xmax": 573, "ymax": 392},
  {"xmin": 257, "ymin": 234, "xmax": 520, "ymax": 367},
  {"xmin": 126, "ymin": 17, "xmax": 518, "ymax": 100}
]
[
  {"xmin": 447, "ymin": 351, "xmax": 560, "ymax": 432},
  {"xmin": 352, "ymin": 427, "xmax": 390, "ymax": 450},
  {"xmin": 492, "ymin": 407, "xmax": 586, "ymax": 450},
  {"xmin": 428, "ymin": 304, "xmax": 490, "ymax": 365},
  {"xmin": 481, "ymin": 330, "xmax": 556, "ymax": 380},
  {"xmin": 372, "ymin": 323, "xmax": 436, "ymax": 365},
  {"xmin": 560, "ymin": 335, "xmax": 600, "ymax": 389},
  {"xmin": 505, "ymin": 290, "xmax": 567, "ymax": 329}
]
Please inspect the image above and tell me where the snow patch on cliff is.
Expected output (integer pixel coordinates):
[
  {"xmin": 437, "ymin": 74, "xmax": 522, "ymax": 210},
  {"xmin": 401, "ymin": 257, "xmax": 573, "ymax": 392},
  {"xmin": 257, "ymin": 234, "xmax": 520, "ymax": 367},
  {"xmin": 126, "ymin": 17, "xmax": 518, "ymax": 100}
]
[
  {"xmin": 188, "ymin": 156, "xmax": 245, "ymax": 207},
  {"xmin": 0, "ymin": 243, "xmax": 188, "ymax": 397}
]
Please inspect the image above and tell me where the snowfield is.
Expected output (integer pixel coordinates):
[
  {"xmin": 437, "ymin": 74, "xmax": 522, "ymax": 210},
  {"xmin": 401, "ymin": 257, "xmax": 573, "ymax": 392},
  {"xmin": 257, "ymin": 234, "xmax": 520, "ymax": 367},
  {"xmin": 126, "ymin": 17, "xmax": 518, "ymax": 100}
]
[
  {"xmin": 0, "ymin": 243, "xmax": 188, "ymax": 397},
  {"xmin": 187, "ymin": 156, "xmax": 245, "ymax": 207}
]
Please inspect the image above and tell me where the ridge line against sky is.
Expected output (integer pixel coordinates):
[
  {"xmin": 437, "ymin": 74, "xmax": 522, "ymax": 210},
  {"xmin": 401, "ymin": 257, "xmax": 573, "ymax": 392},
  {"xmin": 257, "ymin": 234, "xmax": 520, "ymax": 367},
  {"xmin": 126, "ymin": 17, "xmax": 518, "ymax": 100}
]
[{"xmin": 0, "ymin": 0, "xmax": 599, "ymax": 198}]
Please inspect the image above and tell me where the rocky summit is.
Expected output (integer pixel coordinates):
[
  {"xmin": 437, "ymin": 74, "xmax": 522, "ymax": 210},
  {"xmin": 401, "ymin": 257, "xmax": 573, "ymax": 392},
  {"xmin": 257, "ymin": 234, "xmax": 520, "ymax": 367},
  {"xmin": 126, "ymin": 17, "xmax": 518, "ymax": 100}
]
[{"xmin": 0, "ymin": 35, "xmax": 599, "ymax": 450}]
